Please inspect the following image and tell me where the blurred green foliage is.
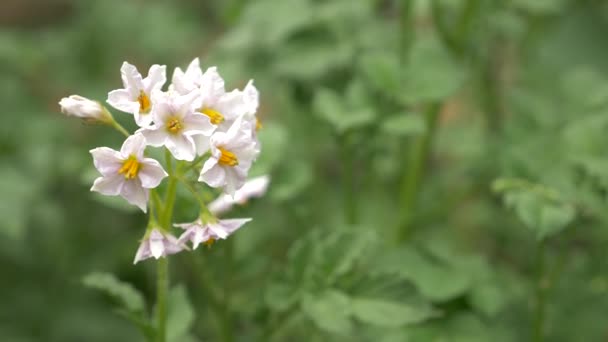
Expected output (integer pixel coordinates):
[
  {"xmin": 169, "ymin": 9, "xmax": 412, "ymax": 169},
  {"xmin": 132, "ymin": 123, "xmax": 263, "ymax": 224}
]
[{"xmin": 2, "ymin": 0, "xmax": 608, "ymax": 341}]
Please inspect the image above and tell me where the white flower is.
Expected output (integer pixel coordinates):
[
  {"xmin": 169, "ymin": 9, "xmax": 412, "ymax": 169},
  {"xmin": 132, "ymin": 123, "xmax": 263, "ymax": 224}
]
[
  {"xmin": 171, "ymin": 58, "xmax": 204, "ymax": 95},
  {"xmin": 176, "ymin": 218, "xmax": 251, "ymax": 249},
  {"xmin": 199, "ymin": 117, "xmax": 259, "ymax": 195},
  {"xmin": 133, "ymin": 228, "xmax": 185, "ymax": 264},
  {"xmin": 138, "ymin": 91, "xmax": 214, "ymax": 161},
  {"xmin": 209, "ymin": 175, "xmax": 270, "ymax": 215},
  {"xmin": 90, "ymin": 133, "xmax": 168, "ymax": 212},
  {"xmin": 107, "ymin": 62, "xmax": 167, "ymax": 127},
  {"xmin": 59, "ymin": 95, "xmax": 112, "ymax": 123}
]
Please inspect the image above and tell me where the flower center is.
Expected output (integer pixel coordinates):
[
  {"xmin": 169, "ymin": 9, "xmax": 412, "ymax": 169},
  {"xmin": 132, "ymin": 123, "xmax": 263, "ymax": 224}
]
[
  {"xmin": 118, "ymin": 155, "xmax": 140, "ymax": 179},
  {"xmin": 166, "ymin": 116, "xmax": 183, "ymax": 134},
  {"xmin": 199, "ymin": 108, "xmax": 224, "ymax": 125},
  {"xmin": 137, "ymin": 91, "xmax": 151, "ymax": 113},
  {"xmin": 218, "ymin": 147, "xmax": 238, "ymax": 166}
]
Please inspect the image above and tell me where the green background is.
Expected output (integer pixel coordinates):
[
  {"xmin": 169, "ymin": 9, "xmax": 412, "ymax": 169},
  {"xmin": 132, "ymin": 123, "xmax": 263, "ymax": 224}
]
[{"xmin": 2, "ymin": 0, "xmax": 608, "ymax": 341}]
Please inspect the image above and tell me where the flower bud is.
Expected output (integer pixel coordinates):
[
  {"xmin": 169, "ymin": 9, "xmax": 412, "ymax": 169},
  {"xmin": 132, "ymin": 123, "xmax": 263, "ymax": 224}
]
[{"xmin": 59, "ymin": 95, "xmax": 112, "ymax": 124}]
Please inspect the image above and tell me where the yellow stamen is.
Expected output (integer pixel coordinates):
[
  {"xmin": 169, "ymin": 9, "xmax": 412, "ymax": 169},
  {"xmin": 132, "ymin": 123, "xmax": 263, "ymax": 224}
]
[
  {"xmin": 218, "ymin": 147, "xmax": 238, "ymax": 166},
  {"xmin": 255, "ymin": 118, "xmax": 262, "ymax": 131},
  {"xmin": 137, "ymin": 91, "xmax": 151, "ymax": 113},
  {"xmin": 118, "ymin": 156, "xmax": 140, "ymax": 179},
  {"xmin": 166, "ymin": 117, "xmax": 183, "ymax": 134},
  {"xmin": 199, "ymin": 108, "xmax": 224, "ymax": 125},
  {"xmin": 204, "ymin": 238, "xmax": 215, "ymax": 247}
]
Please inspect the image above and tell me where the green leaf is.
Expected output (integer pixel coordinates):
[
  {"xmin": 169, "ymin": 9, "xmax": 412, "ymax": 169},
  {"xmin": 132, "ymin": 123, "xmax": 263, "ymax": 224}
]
[
  {"xmin": 167, "ymin": 285, "xmax": 195, "ymax": 342},
  {"xmin": 493, "ymin": 178, "xmax": 576, "ymax": 240},
  {"xmin": 359, "ymin": 52, "xmax": 401, "ymax": 92},
  {"xmin": 82, "ymin": 272, "xmax": 145, "ymax": 314},
  {"xmin": 313, "ymin": 88, "xmax": 374, "ymax": 133},
  {"xmin": 301, "ymin": 290, "xmax": 352, "ymax": 334},
  {"xmin": 351, "ymin": 298, "xmax": 432, "ymax": 327},
  {"xmin": 400, "ymin": 37, "xmax": 466, "ymax": 104},
  {"xmin": 375, "ymin": 248, "xmax": 472, "ymax": 302}
]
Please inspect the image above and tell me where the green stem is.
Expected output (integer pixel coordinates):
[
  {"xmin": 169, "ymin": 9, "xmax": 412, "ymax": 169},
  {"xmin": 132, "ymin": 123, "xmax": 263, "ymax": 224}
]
[
  {"xmin": 340, "ymin": 134, "xmax": 356, "ymax": 225},
  {"xmin": 533, "ymin": 240, "xmax": 547, "ymax": 342},
  {"xmin": 221, "ymin": 239, "xmax": 235, "ymax": 342},
  {"xmin": 399, "ymin": 0, "xmax": 413, "ymax": 58},
  {"xmin": 398, "ymin": 103, "xmax": 441, "ymax": 241},
  {"xmin": 111, "ymin": 120, "xmax": 130, "ymax": 137},
  {"xmin": 156, "ymin": 257, "xmax": 169, "ymax": 342}
]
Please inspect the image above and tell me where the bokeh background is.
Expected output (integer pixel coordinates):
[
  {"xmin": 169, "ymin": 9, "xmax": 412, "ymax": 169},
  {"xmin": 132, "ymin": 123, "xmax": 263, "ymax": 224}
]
[{"xmin": 3, "ymin": 0, "xmax": 608, "ymax": 341}]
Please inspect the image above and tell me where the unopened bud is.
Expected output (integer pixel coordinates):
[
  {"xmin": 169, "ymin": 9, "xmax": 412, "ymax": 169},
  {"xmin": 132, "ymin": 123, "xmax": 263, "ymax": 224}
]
[{"xmin": 59, "ymin": 95, "xmax": 112, "ymax": 124}]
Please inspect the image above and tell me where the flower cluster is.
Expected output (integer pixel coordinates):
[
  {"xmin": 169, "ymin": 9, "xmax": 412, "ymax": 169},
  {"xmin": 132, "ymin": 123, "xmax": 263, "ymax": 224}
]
[{"xmin": 60, "ymin": 59, "xmax": 268, "ymax": 264}]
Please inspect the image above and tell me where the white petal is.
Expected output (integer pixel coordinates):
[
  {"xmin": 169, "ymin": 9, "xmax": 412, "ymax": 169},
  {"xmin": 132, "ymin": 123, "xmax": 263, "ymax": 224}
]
[
  {"xmin": 91, "ymin": 175, "xmax": 125, "ymax": 196},
  {"xmin": 144, "ymin": 64, "xmax": 167, "ymax": 94},
  {"xmin": 163, "ymin": 234, "xmax": 185, "ymax": 255},
  {"xmin": 139, "ymin": 128, "xmax": 168, "ymax": 147},
  {"xmin": 186, "ymin": 58, "xmax": 202, "ymax": 79},
  {"xmin": 183, "ymin": 113, "xmax": 215, "ymax": 136},
  {"xmin": 193, "ymin": 134, "xmax": 212, "ymax": 156},
  {"xmin": 215, "ymin": 90, "xmax": 248, "ymax": 120},
  {"xmin": 200, "ymin": 67, "xmax": 225, "ymax": 103},
  {"xmin": 175, "ymin": 91, "xmax": 202, "ymax": 118},
  {"xmin": 133, "ymin": 111, "xmax": 154, "ymax": 127},
  {"xmin": 107, "ymin": 89, "xmax": 138, "ymax": 114},
  {"xmin": 220, "ymin": 218, "xmax": 251, "ymax": 235},
  {"xmin": 120, "ymin": 133, "xmax": 147, "ymax": 158},
  {"xmin": 138, "ymin": 158, "xmax": 168, "ymax": 188},
  {"xmin": 150, "ymin": 238, "xmax": 165, "ymax": 259},
  {"xmin": 208, "ymin": 194, "xmax": 233, "ymax": 215},
  {"xmin": 223, "ymin": 168, "xmax": 243, "ymax": 196},
  {"xmin": 243, "ymin": 80, "xmax": 259, "ymax": 115},
  {"xmin": 120, "ymin": 62, "xmax": 144, "ymax": 94},
  {"xmin": 121, "ymin": 179, "xmax": 149, "ymax": 212},
  {"xmin": 90, "ymin": 147, "xmax": 122, "ymax": 176},
  {"xmin": 207, "ymin": 223, "xmax": 229, "ymax": 239},
  {"xmin": 133, "ymin": 240, "xmax": 151, "ymax": 264},
  {"xmin": 166, "ymin": 135, "xmax": 196, "ymax": 161},
  {"xmin": 199, "ymin": 160, "xmax": 226, "ymax": 187}
]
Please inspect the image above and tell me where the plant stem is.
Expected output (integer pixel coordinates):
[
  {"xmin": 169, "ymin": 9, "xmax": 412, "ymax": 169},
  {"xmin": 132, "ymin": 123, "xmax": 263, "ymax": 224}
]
[
  {"xmin": 399, "ymin": 0, "xmax": 413, "ymax": 58},
  {"xmin": 156, "ymin": 257, "xmax": 169, "ymax": 342},
  {"xmin": 111, "ymin": 120, "xmax": 130, "ymax": 137},
  {"xmin": 340, "ymin": 134, "xmax": 356, "ymax": 225},
  {"xmin": 533, "ymin": 240, "xmax": 547, "ymax": 342},
  {"xmin": 398, "ymin": 103, "xmax": 441, "ymax": 241},
  {"xmin": 221, "ymin": 239, "xmax": 235, "ymax": 342}
]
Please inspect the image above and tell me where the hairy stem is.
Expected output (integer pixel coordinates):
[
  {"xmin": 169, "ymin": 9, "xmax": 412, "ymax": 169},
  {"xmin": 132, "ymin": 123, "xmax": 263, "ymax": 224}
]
[
  {"xmin": 221, "ymin": 239, "xmax": 235, "ymax": 342},
  {"xmin": 533, "ymin": 240, "xmax": 547, "ymax": 342},
  {"xmin": 398, "ymin": 103, "xmax": 441, "ymax": 241},
  {"xmin": 340, "ymin": 134, "xmax": 356, "ymax": 225},
  {"xmin": 156, "ymin": 257, "xmax": 169, "ymax": 342}
]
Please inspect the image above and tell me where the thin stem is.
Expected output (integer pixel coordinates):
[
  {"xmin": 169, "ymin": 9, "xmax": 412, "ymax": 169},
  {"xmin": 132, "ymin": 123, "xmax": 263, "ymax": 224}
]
[
  {"xmin": 221, "ymin": 239, "xmax": 235, "ymax": 342},
  {"xmin": 398, "ymin": 103, "xmax": 441, "ymax": 241},
  {"xmin": 182, "ymin": 153, "xmax": 209, "ymax": 174},
  {"xmin": 399, "ymin": 0, "xmax": 413, "ymax": 59},
  {"xmin": 111, "ymin": 120, "xmax": 130, "ymax": 137},
  {"xmin": 533, "ymin": 240, "xmax": 547, "ymax": 342},
  {"xmin": 156, "ymin": 257, "xmax": 169, "ymax": 342},
  {"xmin": 340, "ymin": 134, "xmax": 356, "ymax": 225},
  {"xmin": 161, "ymin": 154, "xmax": 180, "ymax": 229}
]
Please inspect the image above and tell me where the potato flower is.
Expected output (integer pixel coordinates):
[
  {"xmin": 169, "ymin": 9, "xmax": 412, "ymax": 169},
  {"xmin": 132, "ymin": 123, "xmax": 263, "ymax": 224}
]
[
  {"xmin": 175, "ymin": 218, "xmax": 251, "ymax": 249},
  {"xmin": 90, "ymin": 133, "xmax": 168, "ymax": 212},
  {"xmin": 107, "ymin": 62, "xmax": 166, "ymax": 127},
  {"xmin": 133, "ymin": 228, "xmax": 185, "ymax": 264},
  {"xmin": 138, "ymin": 91, "xmax": 214, "ymax": 161},
  {"xmin": 199, "ymin": 117, "xmax": 259, "ymax": 195}
]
